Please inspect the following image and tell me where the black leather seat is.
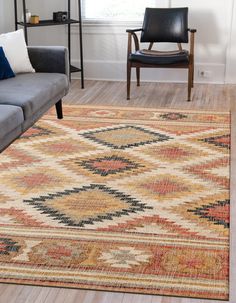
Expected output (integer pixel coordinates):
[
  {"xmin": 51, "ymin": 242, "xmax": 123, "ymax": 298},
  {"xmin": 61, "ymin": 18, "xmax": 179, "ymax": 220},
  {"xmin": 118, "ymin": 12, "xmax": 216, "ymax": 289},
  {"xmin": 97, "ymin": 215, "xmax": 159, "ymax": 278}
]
[
  {"xmin": 129, "ymin": 50, "xmax": 189, "ymax": 65},
  {"xmin": 126, "ymin": 7, "xmax": 196, "ymax": 101}
]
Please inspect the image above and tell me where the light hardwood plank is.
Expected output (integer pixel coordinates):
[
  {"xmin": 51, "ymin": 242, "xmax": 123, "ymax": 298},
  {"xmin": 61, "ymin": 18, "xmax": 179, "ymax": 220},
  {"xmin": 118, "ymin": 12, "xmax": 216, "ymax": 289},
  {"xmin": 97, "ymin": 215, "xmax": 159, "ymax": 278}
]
[
  {"xmin": 64, "ymin": 81, "xmax": 232, "ymax": 111},
  {"xmin": 0, "ymin": 80, "xmax": 235, "ymax": 303}
]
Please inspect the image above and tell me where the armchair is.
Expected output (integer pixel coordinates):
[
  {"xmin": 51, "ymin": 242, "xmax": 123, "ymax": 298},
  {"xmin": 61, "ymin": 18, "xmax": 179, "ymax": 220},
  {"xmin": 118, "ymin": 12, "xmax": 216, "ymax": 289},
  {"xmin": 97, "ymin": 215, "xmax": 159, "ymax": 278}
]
[{"xmin": 126, "ymin": 7, "xmax": 196, "ymax": 101}]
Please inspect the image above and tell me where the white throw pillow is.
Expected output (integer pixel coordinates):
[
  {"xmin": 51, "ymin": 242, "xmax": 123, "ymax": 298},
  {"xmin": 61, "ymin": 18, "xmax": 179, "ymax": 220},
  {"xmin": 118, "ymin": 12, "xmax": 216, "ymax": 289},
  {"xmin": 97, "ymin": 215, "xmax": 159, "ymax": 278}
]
[{"xmin": 0, "ymin": 29, "xmax": 35, "ymax": 74}]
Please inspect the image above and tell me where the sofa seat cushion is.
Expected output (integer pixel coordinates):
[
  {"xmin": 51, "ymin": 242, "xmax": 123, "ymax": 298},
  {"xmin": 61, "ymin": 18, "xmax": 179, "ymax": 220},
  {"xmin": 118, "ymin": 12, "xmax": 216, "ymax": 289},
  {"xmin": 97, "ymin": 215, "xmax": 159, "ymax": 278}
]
[
  {"xmin": 0, "ymin": 104, "xmax": 24, "ymax": 139},
  {"xmin": 0, "ymin": 73, "xmax": 68, "ymax": 119}
]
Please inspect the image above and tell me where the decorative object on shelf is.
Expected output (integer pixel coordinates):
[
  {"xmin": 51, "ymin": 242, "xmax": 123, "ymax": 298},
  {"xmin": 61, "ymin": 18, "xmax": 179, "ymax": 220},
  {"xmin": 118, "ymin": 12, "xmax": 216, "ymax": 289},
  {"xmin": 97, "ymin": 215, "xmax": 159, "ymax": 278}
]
[
  {"xmin": 21, "ymin": 8, "xmax": 31, "ymax": 23},
  {"xmin": 30, "ymin": 15, "xmax": 39, "ymax": 24},
  {"xmin": 13, "ymin": 0, "xmax": 84, "ymax": 88},
  {"xmin": 53, "ymin": 11, "xmax": 68, "ymax": 22}
]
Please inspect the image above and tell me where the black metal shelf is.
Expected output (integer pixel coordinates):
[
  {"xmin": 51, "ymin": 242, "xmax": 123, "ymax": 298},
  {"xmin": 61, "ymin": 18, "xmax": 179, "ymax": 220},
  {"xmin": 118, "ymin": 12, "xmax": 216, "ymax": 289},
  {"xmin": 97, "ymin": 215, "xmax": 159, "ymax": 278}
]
[
  {"xmin": 17, "ymin": 19, "xmax": 80, "ymax": 27},
  {"xmin": 14, "ymin": 0, "xmax": 84, "ymax": 88}
]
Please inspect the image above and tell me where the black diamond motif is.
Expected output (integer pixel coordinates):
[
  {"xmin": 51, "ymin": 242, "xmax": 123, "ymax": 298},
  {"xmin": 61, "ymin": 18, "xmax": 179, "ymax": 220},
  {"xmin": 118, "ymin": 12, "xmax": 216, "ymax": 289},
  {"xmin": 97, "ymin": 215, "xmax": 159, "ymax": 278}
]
[
  {"xmin": 20, "ymin": 125, "xmax": 53, "ymax": 140},
  {"xmin": 200, "ymin": 134, "xmax": 230, "ymax": 149},
  {"xmin": 78, "ymin": 155, "xmax": 142, "ymax": 176},
  {"xmin": 187, "ymin": 199, "xmax": 230, "ymax": 228},
  {"xmin": 81, "ymin": 125, "xmax": 171, "ymax": 149},
  {"xmin": 23, "ymin": 184, "xmax": 153, "ymax": 227}
]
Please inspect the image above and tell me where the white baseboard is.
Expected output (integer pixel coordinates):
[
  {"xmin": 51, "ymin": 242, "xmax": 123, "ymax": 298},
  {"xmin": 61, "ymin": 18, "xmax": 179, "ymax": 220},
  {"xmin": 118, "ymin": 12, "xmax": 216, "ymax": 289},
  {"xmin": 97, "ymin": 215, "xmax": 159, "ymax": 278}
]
[{"xmin": 71, "ymin": 60, "xmax": 226, "ymax": 84}]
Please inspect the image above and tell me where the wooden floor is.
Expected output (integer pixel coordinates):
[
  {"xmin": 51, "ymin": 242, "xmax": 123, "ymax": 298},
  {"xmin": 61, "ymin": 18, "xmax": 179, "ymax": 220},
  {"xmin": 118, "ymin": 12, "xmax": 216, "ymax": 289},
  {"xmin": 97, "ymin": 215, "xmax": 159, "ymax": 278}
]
[
  {"xmin": 64, "ymin": 80, "xmax": 234, "ymax": 110},
  {"xmin": 0, "ymin": 81, "xmax": 235, "ymax": 303}
]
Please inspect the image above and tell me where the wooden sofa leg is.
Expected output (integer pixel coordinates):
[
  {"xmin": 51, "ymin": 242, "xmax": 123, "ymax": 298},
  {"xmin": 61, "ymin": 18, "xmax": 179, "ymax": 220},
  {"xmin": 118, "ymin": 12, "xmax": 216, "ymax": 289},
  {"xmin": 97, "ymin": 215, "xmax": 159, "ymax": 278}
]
[{"xmin": 55, "ymin": 100, "xmax": 63, "ymax": 119}]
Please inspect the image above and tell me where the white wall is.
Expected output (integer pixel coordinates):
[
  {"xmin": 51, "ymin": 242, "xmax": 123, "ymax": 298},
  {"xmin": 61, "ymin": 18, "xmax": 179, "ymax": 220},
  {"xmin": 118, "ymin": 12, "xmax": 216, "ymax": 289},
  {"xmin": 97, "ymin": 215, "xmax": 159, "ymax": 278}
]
[
  {"xmin": 0, "ymin": 0, "xmax": 14, "ymax": 33},
  {"xmin": 226, "ymin": 0, "xmax": 236, "ymax": 82},
  {"xmin": 0, "ymin": 0, "xmax": 235, "ymax": 83}
]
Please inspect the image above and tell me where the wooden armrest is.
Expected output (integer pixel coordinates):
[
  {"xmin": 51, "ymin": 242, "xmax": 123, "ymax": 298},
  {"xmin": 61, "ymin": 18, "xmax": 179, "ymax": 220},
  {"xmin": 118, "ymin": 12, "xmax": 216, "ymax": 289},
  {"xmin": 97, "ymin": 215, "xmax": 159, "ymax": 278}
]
[
  {"xmin": 189, "ymin": 29, "xmax": 196, "ymax": 61},
  {"xmin": 127, "ymin": 30, "xmax": 140, "ymax": 54},
  {"xmin": 126, "ymin": 28, "xmax": 142, "ymax": 33},
  {"xmin": 188, "ymin": 28, "xmax": 197, "ymax": 33}
]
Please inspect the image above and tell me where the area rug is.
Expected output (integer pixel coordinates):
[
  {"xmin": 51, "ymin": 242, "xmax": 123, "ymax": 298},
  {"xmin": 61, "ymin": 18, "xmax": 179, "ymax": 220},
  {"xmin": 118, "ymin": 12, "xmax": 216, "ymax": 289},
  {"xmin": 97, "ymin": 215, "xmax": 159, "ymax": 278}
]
[{"xmin": 0, "ymin": 105, "xmax": 230, "ymax": 300}]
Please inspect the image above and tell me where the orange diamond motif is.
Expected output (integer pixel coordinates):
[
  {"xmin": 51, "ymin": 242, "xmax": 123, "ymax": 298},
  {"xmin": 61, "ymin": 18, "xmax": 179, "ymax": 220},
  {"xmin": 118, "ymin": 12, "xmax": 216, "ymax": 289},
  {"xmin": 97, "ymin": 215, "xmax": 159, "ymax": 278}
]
[
  {"xmin": 30, "ymin": 138, "xmax": 98, "ymax": 157},
  {"xmin": 60, "ymin": 151, "xmax": 154, "ymax": 182},
  {"xmin": 123, "ymin": 173, "xmax": 206, "ymax": 201},
  {"xmin": 139, "ymin": 142, "xmax": 208, "ymax": 163},
  {"xmin": 1, "ymin": 166, "xmax": 75, "ymax": 195}
]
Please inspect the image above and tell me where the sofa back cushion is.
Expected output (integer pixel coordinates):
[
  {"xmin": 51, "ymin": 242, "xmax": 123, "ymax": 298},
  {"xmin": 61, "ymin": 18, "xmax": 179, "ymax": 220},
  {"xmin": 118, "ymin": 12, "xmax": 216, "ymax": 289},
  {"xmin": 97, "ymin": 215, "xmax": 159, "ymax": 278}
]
[
  {"xmin": 0, "ymin": 47, "xmax": 15, "ymax": 80},
  {"xmin": 0, "ymin": 29, "xmax": 35, "ymax": 74}
]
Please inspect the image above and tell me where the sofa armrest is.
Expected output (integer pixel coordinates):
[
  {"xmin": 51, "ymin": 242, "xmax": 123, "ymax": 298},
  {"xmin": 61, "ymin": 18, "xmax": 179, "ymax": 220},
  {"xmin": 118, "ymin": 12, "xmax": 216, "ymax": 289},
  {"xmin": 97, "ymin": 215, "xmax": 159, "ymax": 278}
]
[{"xmin": 27, "ymin": 46, "xmax": 69, "ymax": 79}]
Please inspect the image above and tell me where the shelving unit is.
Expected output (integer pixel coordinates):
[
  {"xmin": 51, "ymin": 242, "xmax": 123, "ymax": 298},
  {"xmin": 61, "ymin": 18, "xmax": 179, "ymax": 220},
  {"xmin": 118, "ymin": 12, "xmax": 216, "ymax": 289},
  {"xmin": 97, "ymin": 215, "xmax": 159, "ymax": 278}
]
[{"xmin": 14, "ymin": 0, "xmax": 84, "ymax": 88}]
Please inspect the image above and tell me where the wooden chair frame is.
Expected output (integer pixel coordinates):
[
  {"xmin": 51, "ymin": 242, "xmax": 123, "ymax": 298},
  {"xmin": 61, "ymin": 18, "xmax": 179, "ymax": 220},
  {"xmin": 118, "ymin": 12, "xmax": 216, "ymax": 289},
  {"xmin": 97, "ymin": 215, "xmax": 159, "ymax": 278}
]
[{"xmin": 127, "ymin": 28, "xmax": 196, "ymax": 101}]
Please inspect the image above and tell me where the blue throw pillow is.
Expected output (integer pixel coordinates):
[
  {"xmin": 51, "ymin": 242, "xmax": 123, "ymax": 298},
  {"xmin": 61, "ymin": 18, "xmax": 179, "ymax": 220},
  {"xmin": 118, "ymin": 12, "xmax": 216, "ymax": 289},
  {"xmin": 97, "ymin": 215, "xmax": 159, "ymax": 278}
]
[{"xmin": 0, "ymin": 47, "xmax": 15, "ymax": 80}]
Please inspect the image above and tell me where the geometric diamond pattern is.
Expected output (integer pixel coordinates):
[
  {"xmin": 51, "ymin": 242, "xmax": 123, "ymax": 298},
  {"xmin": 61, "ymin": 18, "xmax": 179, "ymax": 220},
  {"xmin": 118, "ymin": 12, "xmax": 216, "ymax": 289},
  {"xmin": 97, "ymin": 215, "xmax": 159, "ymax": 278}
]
[
  {"xmin": 19, "ymin": 125, "xmax": 53, "ymax": 139},
  {"xmin": 80, "ymin": 155, "xmax": 140, "ymax": 176},
  {"xmin": 185, "ymin": 157, "xmax": 229, "ymax": 189},
  {"xmin": 0, "ymin": 208, "xmax": 45, "ymax": 227},
  {"xmin": 200, "ymin": 134, "xmax": 230, "ymax": 150},
  {"xmin": 0, "ymin": 166, "xmax": 75, "ymax": 195},
  {"xmin": 60, "ymin": 150, "xmax": 155, "ymax": 182},
  {"xmin": 82, "ymin": 125, "xmax": 172, "ymax": 149},
  {"xmin": 23, "ymin": 184, "xmax": 153, "ymax": 227},
  {"xmin": 187, "ymin": 199, "xmax": 230, "ymax": 228},
  {"xmin": 0, "ymin": 146, "xmax": 40, "ymax": 170},
  {"xmin": 0, "ymin": 105, "xmax": 230, "ymax": 300},
  {"xmin": 30, "ymin": 138, "xmax": 98, "ymax": 157},
  {"xmin": 169, "ymin": 191, "xmax": 230, "ymax": 237},
  {"xmin": 190, "ymin": 130, "xmax": 230, "ymax": 154},
  {"xmin": 121, "ymin": 173, "xmax": 207, "ymax": 202},
  {"xmin": 139, "ymin": 142, "xmax": 208, "ymax": 163}
]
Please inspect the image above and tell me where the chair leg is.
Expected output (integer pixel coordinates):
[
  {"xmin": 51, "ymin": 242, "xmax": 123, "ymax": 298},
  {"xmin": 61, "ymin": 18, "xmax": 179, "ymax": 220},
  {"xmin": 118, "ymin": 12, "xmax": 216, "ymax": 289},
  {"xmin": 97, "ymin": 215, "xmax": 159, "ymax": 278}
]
[
  {"xmin": 187, "ymin": 66, "xmax": 192, "ymax": 102},
  {"xmin": 136, "ymin": 67, "xmax": 140, "ymax": 86},
  {"xmin": 192, "ymin": 65, "xmax": 194, "ymax": 88},
  {"xmin": 127, "ymin": 63, "xmax": 131, "ymax": 100},
  {"xmin": 55, "ymin": 100, "xmax": 63, "ymax": 119}
]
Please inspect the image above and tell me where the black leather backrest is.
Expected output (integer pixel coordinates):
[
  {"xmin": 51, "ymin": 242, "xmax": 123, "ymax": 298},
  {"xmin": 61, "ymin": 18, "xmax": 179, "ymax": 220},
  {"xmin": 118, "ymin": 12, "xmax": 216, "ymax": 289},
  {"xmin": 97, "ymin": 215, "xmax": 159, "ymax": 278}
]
[{"xmin": 141, "ymin": 8, "xmax": 189, "ymax": 43}]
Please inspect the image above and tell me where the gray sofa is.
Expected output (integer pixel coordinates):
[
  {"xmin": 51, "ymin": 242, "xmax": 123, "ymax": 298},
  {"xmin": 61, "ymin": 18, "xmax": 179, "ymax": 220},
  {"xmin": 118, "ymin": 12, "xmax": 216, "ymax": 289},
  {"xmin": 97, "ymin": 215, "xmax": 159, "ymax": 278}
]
[{"xmin": 0, "ymin": 46, "xmax": 69, "ymax": 152}]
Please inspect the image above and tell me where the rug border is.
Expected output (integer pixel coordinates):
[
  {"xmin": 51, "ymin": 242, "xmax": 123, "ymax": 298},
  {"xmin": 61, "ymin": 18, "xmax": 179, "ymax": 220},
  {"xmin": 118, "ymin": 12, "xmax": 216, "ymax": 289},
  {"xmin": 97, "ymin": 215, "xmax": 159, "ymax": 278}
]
[
  {"xmin": 230, "ymin": 109, "xmax": 236, "ymax": 303},
  {"xmin": 48, "ymin": 104, "xmax": 230, "ymax": 115}
]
